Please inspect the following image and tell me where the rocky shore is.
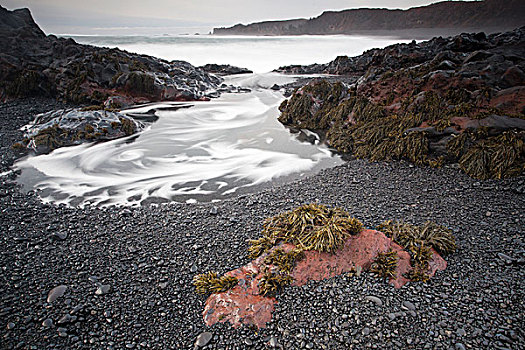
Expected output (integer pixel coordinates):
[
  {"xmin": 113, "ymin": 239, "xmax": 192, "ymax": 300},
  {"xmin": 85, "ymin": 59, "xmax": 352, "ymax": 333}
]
[
  {"xmin": 1, "ymin": 98, "xmax": 524, "ymax": 349},
  {"xmin": 1, "ymin": 5, "xmax": 524, "ymax": 350},
  {"xmin": 277, "ymin": 27, "xmax": 525, "ymax": 180},
  {"xmin": 0, "ymin": 6, "xmax": 222, "ymax": 107}
]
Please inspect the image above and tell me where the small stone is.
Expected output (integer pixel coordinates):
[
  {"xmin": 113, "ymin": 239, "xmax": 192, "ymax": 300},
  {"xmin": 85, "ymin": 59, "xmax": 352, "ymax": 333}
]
[
  {"xmin": 497, "ymin": 253, "xmax": 513, "ymax": 263},
  {"xmin": 88, "ymin": 276, "xmax": 99, "ymax": 282},
  {"xmin": 402, "ymin": 301, "xmax": 416, "ymax": 311},
  {"xmin": 457, "ymin": 328, "xmax": 466, "ymax": 337},
  {"xmin": 362, "ymin": 327, "xmax": 370, "ymax": 336},
  {"xmin": 47, "ymin": 285, "xmax": 67, "ymax": 303},
  {"xmin": 190, "ymin": 264, "xmax": 198, "ymax": 273},
  {"xmin": 210, "ymin": 206, "xmax": 218, "ymax": 215},
  {"xmin": 42, "ymin": 318, "xmax": 53, "ymax": 328},
  {"xmin": 95, "ymin": 284, "xmax": 111, "ymax": 295},
  {"xmin": 57, "ymin": 314, "xmax": 73, "ymax": 325},
  {"xmin": 268, "ymin": 336, "xmax": 279, "ymax": 348},
  {"xmin": 455, "ymin": 343, "xmax": 466, "ymax": 350},
  {"xmin": 52, "ymin": 232, "xmax": 68, "ymax": 240},
  {"xmin": 195, "ymin": 332, "xmax": 212, "ymax": 347},
  {"xmin": 364, "ymin": 296, "xmax": 383, "ymax": 306},
  {"xmin": 7, "ymin": 322, "xmax": 15, "ymax": 330},
  {"xmin": 244, "ymin": 338, "xmax": 253, "ymax": 346}
]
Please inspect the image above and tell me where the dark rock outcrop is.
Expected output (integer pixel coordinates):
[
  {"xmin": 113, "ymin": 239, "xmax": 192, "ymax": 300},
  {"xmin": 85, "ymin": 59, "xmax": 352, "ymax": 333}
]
[
  {"xmin": 277, "ymin": 27, "xmax": 525, "ymax": 179},
  {"xmin": 214, "ymin": 0, "xmax": 525, "ymax": 36},
  {"xmin": 12, "ymin": 109, "xmax": 143, "ymax": 155},
  {"xmin": 0, "ymin": 6, "xmax": 222, "ymax": 106},
  {"xmin": 199, "ymin": 64, "xmax": 253, "ymax": 75}
]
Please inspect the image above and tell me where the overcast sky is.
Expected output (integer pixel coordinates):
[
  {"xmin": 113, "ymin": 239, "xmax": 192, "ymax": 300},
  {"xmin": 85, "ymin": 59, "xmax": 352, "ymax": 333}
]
[{"xmin": 2, "ymin": 0, "xmax": 474, "ymax": 35}]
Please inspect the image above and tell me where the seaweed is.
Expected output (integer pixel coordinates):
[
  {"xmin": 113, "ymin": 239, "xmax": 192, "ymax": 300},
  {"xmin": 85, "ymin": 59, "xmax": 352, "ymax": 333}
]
[
  {"xmin": 247, "ymin": 236, "xmax": 276, "ymax": 259},
  {"xmin": 193, "ymin": 272, "xmax": 238, "ymax": 295},
  {"xmin": 370, "ymin": 250, "xmax": 399, "ymax": 279},
  {"xmin": 119, "ymin": 118, "xmax": 137, "ymax": 136},
  {"xmin": 405, "ymin": 266, "xmax": 430, "ymax": 282},
  {"xmin": 376, "ymin": 220, "xmax": 452, "ymax": 282},
  {"xmin": 263, "ymin": 248, "xmax": 305, "ymax": 274},
  {"xmin": 459, "ymin": 131, "xmax": 525, "ymax": 179},
  {"xmin": 125, "ymin": 72, "xmax": 155, "ymax": 95},
  {"xmin": 377, "ymin": 220, "xmax": 456, "ymax": 256},
  {"xmin": 84, "ymin": 124, "xmax": 95, "ymax": 133},
  {"xmin": 6, "ymin": 70, "xmax": 45, "ymax": 97},
  {"xmin": 258, "ymin": 270, "xmax": 293, "ymax": 297},
  {"xmin": 261, "ymin": 204, "xmax": 362, "ymax": 253},
  {"xmin": 277, "ymin": 78, "xmax": 525, "ymax": 180},
  {"xmin": 352, "ymin": 114, "xmax": 428, "ymax": 165},
  {"xmin": 30, "ymin": 124, "xmax": 65, "ymax": 150}
]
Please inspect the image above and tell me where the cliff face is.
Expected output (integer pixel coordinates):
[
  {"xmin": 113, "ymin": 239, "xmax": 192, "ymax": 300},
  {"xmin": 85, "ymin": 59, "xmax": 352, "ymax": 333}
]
[
  {"xmin": 216, "ymin": 19, "xmax": 308, "ymax": 36},
  {"xmin": 214, "ymin": 0, "xmax": 525, "ymax": 36}
]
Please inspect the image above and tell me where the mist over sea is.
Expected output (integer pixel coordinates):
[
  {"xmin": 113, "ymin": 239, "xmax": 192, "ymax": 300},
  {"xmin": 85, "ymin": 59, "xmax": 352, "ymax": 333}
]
[{"xmin": 69, "ymin": 34, "xmax": 411, "ymax": 73}]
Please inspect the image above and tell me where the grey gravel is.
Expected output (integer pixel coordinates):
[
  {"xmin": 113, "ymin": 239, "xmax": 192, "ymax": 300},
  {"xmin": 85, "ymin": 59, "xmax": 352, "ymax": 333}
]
[
  {"xmin": 0, "ymin": 98, "xmax": 524, "ymax": 349},
  {"xmin": 402, "ymin": 300, "xmax": 416, "ymax": 311}
]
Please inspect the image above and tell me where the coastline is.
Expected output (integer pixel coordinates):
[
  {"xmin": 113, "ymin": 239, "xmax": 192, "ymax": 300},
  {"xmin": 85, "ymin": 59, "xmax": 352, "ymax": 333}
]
[{"xmin": 1, "ymin": 98, "xmax": 524, "ymax": 349}]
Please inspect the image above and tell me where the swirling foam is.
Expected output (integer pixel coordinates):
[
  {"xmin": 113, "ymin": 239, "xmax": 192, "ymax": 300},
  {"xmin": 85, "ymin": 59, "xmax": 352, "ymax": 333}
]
[{"xmin": 15, "ymin": 90, "xmax": 342, "ymax": 207}]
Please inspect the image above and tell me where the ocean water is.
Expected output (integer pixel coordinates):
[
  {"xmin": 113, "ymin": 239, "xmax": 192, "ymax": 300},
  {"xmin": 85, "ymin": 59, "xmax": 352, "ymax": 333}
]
[
  {"xmin": 70, "ymin": 34, "xmax": 410, "ymax": 73},
  {"xmin": 16, "ymin": 86, "xmax": 341, "ymax": 207},
  {"xmin": 15, "ymin": 35, "xmax": 408, "ymax": 207}
]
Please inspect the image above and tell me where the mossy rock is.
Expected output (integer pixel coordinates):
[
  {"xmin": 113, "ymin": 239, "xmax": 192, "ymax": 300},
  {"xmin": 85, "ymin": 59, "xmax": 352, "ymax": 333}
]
[
  {"xmin": 5, "ymin": 70, "xmax": 49, "ymax": 98},
  {"xmin": 278, "ymin": 79, "xmax": 525, "ymax": 180}
]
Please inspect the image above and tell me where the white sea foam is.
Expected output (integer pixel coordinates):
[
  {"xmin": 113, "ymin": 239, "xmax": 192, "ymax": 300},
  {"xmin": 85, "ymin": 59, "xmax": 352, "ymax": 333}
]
[{"xmin": 15, "ymin": 88, "xmax": 343, "ymax": 207}]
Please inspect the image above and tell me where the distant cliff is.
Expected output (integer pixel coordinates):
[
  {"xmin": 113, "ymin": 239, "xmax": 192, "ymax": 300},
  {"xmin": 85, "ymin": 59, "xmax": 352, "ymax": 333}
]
[{"xmin": 213, "ymin": 0, "xmax": 525, "ymax": 36}]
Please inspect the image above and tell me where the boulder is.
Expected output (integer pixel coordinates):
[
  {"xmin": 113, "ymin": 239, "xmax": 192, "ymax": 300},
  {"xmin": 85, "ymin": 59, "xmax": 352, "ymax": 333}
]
[
  {"xmin": 15, "ymin": 109, "xmax": 143, "ymax": 155},
  {"xmin": 203, "ymin": 229, "xmax": 447, "ymax": 328}
]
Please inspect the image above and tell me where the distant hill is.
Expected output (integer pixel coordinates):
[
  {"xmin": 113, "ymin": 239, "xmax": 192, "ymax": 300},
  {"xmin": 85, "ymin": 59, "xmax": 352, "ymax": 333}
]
[{"xmin": 213, "ymin": 0, "xmax": 525, "ymax": 36}]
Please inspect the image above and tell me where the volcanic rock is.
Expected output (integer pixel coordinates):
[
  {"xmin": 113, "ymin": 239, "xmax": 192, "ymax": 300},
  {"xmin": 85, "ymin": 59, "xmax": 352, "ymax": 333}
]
[
  {"xmin": 13, "ymin": 109, "xmax": 143, "ymax": 155},
  {"xmin": 199, "ymin": 64, "xmax": 253, "ymax": 75},
  {"xmin": 0, "ymin": 6, "xmax": 222, "ymax": 104},
  {"xmin": 203, "ymin": 229, "xmax": 447, "ymax": 328},
  {"xmin": 276, "ymin": 27, "xmax": 525, "ymax": 179}
]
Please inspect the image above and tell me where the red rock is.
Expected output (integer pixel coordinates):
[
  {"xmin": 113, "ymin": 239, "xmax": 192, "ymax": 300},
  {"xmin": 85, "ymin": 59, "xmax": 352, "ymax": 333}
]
[
  {"xmin": 501, "ymin": 66, "xmax": 525, "ymax": 88},
  {"xmin": 490, "ymin": 86, "xmax": 525, "ymax": 116},
  {"xmin": 203, "ymin": 258, "xmax": 275, "ymax": 328},
  {"xmin": 202, "ymin": 229, "xmax": 448, "ymax": 328}
]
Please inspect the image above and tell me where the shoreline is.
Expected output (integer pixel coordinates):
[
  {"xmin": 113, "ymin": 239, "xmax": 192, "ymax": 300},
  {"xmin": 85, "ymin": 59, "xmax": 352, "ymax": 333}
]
[{"xmin": 1, "ymin": 98, "xmax": 524, "ymax": 349}]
